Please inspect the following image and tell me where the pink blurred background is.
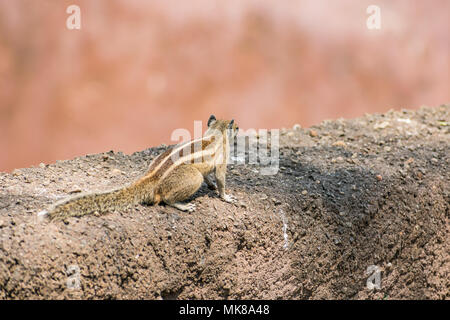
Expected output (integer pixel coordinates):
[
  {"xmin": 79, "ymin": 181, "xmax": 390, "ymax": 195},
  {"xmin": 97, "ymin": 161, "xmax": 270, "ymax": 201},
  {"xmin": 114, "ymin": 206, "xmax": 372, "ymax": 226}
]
[{"xmin": 0, "ymin": 0, "xmax": 449, "ymax": 172}]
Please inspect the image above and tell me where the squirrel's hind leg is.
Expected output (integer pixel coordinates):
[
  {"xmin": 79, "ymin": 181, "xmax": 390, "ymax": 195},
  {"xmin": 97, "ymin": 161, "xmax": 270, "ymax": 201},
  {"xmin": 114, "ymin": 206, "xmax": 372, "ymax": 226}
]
[{"xmin": 157, "ymin": 165, "xmax": 203, "ymax": 212}]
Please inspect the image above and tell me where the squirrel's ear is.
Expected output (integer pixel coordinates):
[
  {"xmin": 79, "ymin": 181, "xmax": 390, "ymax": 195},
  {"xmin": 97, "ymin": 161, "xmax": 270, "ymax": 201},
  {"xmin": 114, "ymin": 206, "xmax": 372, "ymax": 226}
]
[
  {"xmin": 228, "ymin": 119, "xmax": 234, "ymax": 128},
  {"xmin": 207, "ymin": 115, "xmax": 216, "ymax": 127}
]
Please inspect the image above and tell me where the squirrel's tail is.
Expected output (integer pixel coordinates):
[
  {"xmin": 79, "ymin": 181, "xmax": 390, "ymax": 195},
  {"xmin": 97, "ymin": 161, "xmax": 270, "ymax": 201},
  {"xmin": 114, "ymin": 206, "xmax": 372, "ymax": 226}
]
[{"xmin": 39, "ymin": 181, "xmax": 152, "ymax": 220}]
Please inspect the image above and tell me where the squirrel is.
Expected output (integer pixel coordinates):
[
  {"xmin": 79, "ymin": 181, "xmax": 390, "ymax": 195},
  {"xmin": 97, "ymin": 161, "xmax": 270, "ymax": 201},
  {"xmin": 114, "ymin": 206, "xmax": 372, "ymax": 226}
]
[{"xmin": 38, "ymin": 115, "xmax": 239, "ymax": 220}]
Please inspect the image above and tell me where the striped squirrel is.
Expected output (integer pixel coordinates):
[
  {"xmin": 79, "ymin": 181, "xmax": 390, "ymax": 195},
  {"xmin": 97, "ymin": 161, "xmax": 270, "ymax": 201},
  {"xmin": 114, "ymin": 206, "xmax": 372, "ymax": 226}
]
[{"xmin": 38, "ymin": 115, "xmax": 239, "ymax": 220}]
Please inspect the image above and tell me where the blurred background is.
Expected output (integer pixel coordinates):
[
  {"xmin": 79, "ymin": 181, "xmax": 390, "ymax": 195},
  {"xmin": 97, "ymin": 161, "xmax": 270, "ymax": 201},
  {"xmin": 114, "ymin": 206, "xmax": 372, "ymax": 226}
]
[{"xmin": 0, "ymin": 0, "xmax": 448, "ymax": 172}]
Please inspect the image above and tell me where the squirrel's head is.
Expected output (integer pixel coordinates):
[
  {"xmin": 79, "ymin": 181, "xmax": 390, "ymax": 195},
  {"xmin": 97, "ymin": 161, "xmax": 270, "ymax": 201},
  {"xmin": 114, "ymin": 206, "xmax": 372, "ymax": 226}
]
[{"xmin": 207, "ymin": 115, "xmax": 239, "ymax": 139}]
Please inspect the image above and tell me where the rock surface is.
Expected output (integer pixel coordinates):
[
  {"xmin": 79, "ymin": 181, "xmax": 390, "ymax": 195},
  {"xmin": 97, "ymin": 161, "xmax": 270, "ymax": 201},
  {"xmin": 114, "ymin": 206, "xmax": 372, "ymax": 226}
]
[{"xmin": 0, "ymin": 105, "xmax": 448, "ymax": 299}]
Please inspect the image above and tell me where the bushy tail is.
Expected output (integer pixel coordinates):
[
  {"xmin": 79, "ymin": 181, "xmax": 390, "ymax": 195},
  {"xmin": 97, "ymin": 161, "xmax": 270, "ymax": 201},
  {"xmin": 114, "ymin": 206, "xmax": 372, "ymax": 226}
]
[{"xmin": 39, "ymin": 184, "xmax": 143, "ymax": 220}]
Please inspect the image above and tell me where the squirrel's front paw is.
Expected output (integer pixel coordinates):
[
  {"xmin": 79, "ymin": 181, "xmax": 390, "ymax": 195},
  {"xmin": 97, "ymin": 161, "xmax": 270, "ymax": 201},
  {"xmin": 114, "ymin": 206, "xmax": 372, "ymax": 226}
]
[{"xmin": 221, "ymin": 194, "xmax": 237, "ymax": 204}]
